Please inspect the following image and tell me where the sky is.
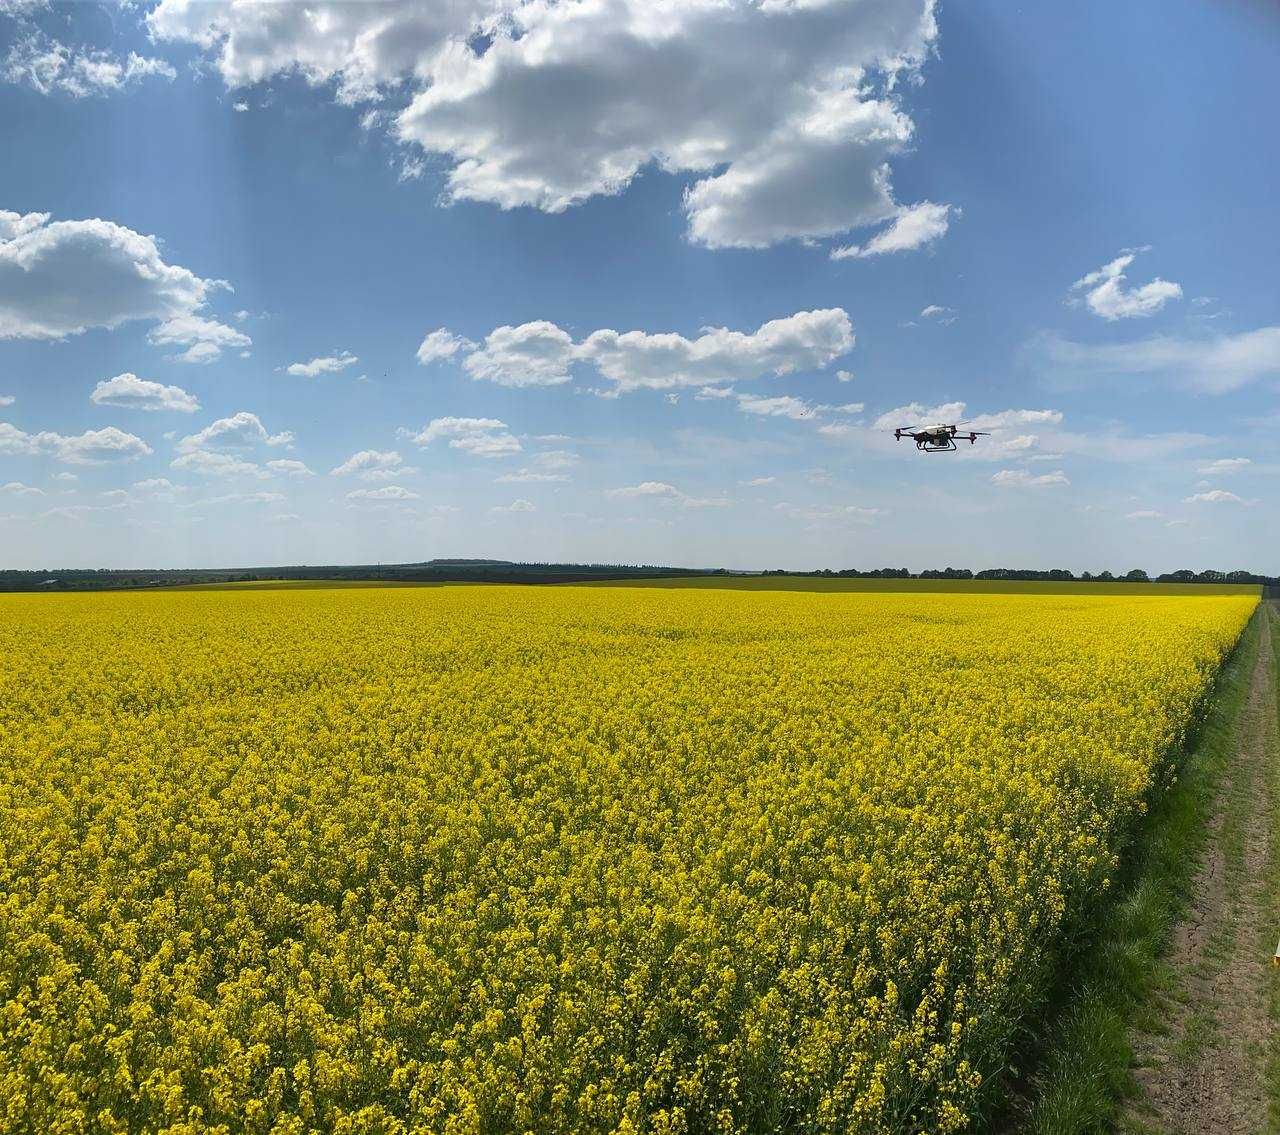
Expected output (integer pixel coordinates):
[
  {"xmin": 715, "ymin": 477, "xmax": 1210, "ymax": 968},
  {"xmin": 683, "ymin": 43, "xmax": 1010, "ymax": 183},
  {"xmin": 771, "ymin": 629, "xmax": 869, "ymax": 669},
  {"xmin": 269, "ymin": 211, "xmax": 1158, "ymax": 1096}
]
[{"xmin": 1, "ymin": 0, "xmax": 1278, "ymax": 573}]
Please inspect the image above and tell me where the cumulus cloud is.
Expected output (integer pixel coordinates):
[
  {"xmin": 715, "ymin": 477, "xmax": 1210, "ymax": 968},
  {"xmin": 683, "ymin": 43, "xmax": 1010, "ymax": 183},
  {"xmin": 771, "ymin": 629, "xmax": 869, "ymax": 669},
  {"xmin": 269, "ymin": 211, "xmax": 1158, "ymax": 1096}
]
[
  {"xmin": 148, "ymin": 314, "xmax": 251, "ymax": 364},
  {"xmin": 0, "ymin": 421, "xmax": 152, "ymax": 464},
  {"xmin": 991, "ymin": 469, "xmax": 1070, "ymax": 488},
  {"xmin": 3, "ymin": 32, "xmax": 175, "ymax": 98},
  {"xmin": 169, "ymin": 450, "xmax": 267, "ymax": 478},
  {"xmin": 177, "ymin": 411, "xmax": 294, "ymax": 454},
  {"xmin": 203, "ymin": 490, "xmax": 286, "ymax": 506},
  {"xmin": 606, "ymin": 480, "xmax": 729, "ymax": 509},
  {"xmin": 148, "ymin": 0, "xmax": 946, "ymax": 252},
  {"xmin": 1196, "ymin": 457, "xmax": 1251, "ymax": 476},
  {"xmin": 403, "ymin": 416, "xmax": 521, "ymax": 457},
  {"xmin": 416, "ymin": 328, "xmax": 474, "ymax": 365},
  {"xmin": 606, "ymin": 481, "xmax": 682, "ymax": 500},
  {"xmin": 830, "ymin": 201, "xmax": 953, "ymax": 259},
  {"xmin": 346, "ymin": 485, "xmax": 420, "ymax": 501},
  {"xmin": 1069, "ymin": 248, "xmax": 1181, "ymax": 320},
  {"xmin": 438, "ymin": 308, "xmax": 854, "ymax": 392},
  {"xmin": 463, "ymin": 321, "xmax": 576, "ymax": 387},
  {"xmin": 0, "ymin": 210, "xmax": 244, "ymax": 355},
  {"xmin": 1035, "ymin": 326, "xmax": 1280, "ymax": 394},
  {"xmin": 489, "ymin": 498, "xmax": 536, "ymax": 514},
  {"xmin": 0, "ymin": 395, "xmax": 12, "ymax": 406},
  {"xmin": 583, "ymin": 309, "xmax": 854, "ymax": 392},
  {"xmin": 736, "ymin": 393, "xmax": 815, "ymax": 420},
  {"xmin": 90, "ymin": 373, "xmax": 200, "ymax": 413},
  {"xmin": 285, "ymin": 350, "xmax": 358, "ymax": 377},
  {"xmin": 131, "ymin": 477, "xmax": 179, "ymax": 501},
  {"xmin": 774, "ymin": 502, "xmax": 886, "ymax": 527},
  {"xmin": 872, "ymin": 401, "xmax": 968, "ymax": 431},
  {"xmin": 266, "ymin": 458, "xmax": 315, "ymax": 478},
  {"xmin": 532, "ymin": 450, "xmax": 578, "ymax": 471},
  {"xmin": 329, "ymin": 449, "xmax": 408, "ymax": 478},
  {"xmin": 0, "ymin": 480, "xmax": 43, "ymax": 496},
  {"xmin": 495, "ymin": 468, "xmax": 568, "ymax": 484},
  {"xmin": 1183, "ymin": 489, "xmax": 1245, "ymax": 504}
]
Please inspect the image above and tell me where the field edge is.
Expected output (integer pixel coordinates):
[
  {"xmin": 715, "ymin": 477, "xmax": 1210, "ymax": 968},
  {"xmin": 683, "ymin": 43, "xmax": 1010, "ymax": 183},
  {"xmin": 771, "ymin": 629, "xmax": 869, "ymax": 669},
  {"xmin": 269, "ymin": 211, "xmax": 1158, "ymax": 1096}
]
[{"xmin": 1009, "ymin": 600, "xmax": 1266, "ymax": 1134}]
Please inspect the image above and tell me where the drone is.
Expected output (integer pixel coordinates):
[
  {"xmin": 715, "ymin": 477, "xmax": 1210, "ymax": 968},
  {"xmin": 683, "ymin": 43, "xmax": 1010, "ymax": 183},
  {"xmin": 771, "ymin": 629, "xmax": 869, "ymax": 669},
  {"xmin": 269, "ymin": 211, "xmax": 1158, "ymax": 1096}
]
[{"xmin": 893, "ymin": 422, "xmax": 989, "ymax": 452}]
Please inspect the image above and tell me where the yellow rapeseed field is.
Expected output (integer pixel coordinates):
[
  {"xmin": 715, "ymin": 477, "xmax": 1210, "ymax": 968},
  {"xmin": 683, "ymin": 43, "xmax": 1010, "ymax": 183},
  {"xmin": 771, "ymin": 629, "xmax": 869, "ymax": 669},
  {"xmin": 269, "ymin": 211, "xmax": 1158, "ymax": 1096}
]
[{"xmin": 0, "ymin": 586, "xmax": 1255, "ymax": 1134}]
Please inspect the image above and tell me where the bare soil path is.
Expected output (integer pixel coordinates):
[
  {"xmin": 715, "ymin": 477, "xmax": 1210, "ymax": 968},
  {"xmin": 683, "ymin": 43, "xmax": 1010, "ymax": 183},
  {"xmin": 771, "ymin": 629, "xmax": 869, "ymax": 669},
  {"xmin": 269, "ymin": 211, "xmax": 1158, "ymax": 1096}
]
[{"xmin": 1124, "ymin": 605, "xmax": 1278, "ymax": 1134}]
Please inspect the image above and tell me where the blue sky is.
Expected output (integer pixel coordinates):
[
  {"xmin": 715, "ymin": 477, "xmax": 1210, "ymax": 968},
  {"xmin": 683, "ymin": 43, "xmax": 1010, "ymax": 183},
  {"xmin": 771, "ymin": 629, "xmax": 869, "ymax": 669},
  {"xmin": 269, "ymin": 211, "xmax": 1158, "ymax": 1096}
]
[{"xmin": 1, "ymin": 0, "xmax": 1277, "ymax": 572}]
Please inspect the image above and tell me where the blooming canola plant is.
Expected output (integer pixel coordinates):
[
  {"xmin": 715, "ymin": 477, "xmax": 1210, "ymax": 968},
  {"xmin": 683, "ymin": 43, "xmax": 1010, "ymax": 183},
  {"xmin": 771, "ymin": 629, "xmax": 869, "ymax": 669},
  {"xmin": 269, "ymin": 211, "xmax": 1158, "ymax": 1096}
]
[{"xmin": 0, "ymin": 586, "xmax": 1256, "ymax": 1132}]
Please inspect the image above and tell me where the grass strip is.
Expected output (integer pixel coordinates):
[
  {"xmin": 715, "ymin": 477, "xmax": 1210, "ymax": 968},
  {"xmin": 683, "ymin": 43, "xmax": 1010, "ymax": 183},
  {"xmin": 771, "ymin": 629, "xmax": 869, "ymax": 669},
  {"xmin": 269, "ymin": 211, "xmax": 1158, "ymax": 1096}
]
[{"xmin": 1015, "ymin": 603, "xmax": 1265, "ymax": 1134}]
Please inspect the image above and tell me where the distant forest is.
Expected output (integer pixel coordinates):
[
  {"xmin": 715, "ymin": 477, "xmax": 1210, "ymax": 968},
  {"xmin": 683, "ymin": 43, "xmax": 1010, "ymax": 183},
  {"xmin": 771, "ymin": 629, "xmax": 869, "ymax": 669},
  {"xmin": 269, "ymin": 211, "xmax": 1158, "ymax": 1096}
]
[{"xmin": 0, "ymin": 560, "xmax": 1274, "ymax": 592}]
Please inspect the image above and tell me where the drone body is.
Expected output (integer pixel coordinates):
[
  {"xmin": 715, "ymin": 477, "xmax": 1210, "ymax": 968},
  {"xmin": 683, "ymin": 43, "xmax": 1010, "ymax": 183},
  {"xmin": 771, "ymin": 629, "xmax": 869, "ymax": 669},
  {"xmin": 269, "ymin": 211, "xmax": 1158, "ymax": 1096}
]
[{"xmin": 893, "ymin": 423, "xmax": 989, "ymax": 452}]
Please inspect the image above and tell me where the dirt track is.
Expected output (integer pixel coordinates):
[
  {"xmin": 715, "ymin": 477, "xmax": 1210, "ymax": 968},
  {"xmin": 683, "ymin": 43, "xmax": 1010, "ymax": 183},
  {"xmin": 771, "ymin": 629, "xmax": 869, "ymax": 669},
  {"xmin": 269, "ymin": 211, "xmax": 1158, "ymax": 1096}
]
[{"xmin": 1125, "ymin": 606, "xmax": 1277, "ymax": 1133}]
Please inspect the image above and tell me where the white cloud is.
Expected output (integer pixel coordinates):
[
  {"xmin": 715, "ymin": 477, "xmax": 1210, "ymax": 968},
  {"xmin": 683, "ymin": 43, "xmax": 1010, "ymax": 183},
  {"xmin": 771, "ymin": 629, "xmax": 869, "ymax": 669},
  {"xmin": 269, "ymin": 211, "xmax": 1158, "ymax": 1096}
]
[
  {"xmin": 204, "ymin": 490, "xmax": 286, "ymax": 506},
  {"xmin": 1196, "ymin": 457, "xmax": 1251, "ymax": 476},
  {"xmin": 582, "ymin": 309, "xmax": 853, "ymax": 392},
  {"xmin": 177, "ymin": 411, "xmax": 294, "ymax": 453},
  {"xmin": 1069, "ymin": 249, "xmax": 1181, "ymax": 320},
  {"xmin": 919, "ymin": 303, "xmax": 957, "ymax": 325},
  {"xmin": 169, "ymin": 450, "xmax": 266, "ymax": 478},
  {"xmin": 836, "ymin": 370, "xmax": 855, "ymax": 383},
  {"xmin": 606, "ymin": 481, "xmax": 682, "ymax": 500},
  {"xmin": 736, "ymin": 393, "xmax": 815, "ymax": 420},
  {"xmin": 411, "ymin": 309, "xmax": 856, "ymax": 393},
  {"xmin": 329, "ymin": 450, "xmax": 406, "ymax": 477},
  {"xmin": 743, "ymin": 476, "xmax": 777, "ymax": 486},
  {"xmin": 489, "ymin": 498, "xmax": 536, "ymax": 514},
  {"xmin": 1183, "ymin": 489, "xmax": 1244, "ymax": 504},
  {"xmin": 531, "ymin": 449, "xmax": 578, "ymax": 471},
  {"xmin": 873, "ymin": 401, "xmax": 967, "ymax": 430},
  {"xmin": 605, "ymin": 480, "xmax": 728, "ymax": 509},
  {"xmin": 775, "ymin": 501, "xmax": 886, "ymax": 526},
  {"xmin": 284, "ymin": 350, "xmax": 358, "ymax": 377},
  {"xmin": 451, "ymin": 309, "xmax": 854, "ymax": 393},
  {"xmin": 266, "ymin": 458, "xmax": 315, "ymax": 478},
  {"xmin": 830, "ymin": 202, "xmax": 952, "ymax": 259},
  {"xmin": 0, "ymin": 480, "xmax": 43, "ymax": 497},
  {"xmin": 3, "ymin": 32, "xmax": 175, "ymax": 98},
  {"xmin": 0, "ymin": 421, "xmax": 152, "ymax": 465},
  {"xmin": 1036, "ymin": 326, "xmax": 1280, "ymax": 393},
  {"xmin": 1125, "ymin": 509, "xmax": 1163, "ymax": 520},
  {"xmin": 148, "ymin": 314, "xmax": 251, "ymax": 364},
  {"xmin": 967, "ymin": 408, "xmax": 1063, "ymax": 430},
  {"xmin": 90, "ymin": 373, "xmax": 200, "ymax": 413},
  {"xmin": 346, "ymin": 485, "xmax": 420, "ymax": 501},
  {"xmin": 132, "ymin": 477, "xmax": 178, "ymax": 501},
  {"xmin": 404, "ymin": 416, "xmax": 521, "ymax": 457},
  {"xmin": 991, "ymin": 469, "xmax": 1070, "ymax": 488},
  {"xmin": 416, "ymin": 328, "xmax": 474, "ymax": 366},
  {"xmin": 495, "ymin": 469, "xmax": 568, "ymax": 484},
  {"xmin": 0, "ymin": 395, "xmax": 13, "ymax": 406},
  {"xmin": 149, "ymin": 0, "xmax": 944, "ymax": 252},
  {"xmin": 463, "ymin": 321, "xmax": 577, "ymax": 388},
  {"xmin": 0, "ymin": 210, "xmax": 240, "ymax": 353}
]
